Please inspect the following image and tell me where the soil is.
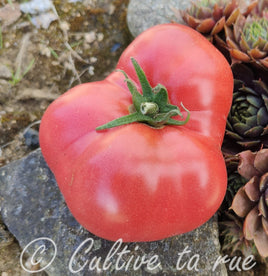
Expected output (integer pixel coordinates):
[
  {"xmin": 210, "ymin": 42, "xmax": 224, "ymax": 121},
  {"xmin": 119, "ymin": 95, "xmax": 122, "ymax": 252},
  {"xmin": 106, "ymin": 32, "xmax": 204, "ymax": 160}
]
[{"xmin": 0, "ymin": 0, "xmax": 131, "ymax": 274}]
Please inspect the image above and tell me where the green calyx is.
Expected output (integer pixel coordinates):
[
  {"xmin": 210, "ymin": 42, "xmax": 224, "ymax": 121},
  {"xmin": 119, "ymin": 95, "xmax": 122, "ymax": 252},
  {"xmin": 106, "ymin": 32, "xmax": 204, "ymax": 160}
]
[{"xmin": 96, "ymin": 58, "xmax": 190, "ymax": 131}]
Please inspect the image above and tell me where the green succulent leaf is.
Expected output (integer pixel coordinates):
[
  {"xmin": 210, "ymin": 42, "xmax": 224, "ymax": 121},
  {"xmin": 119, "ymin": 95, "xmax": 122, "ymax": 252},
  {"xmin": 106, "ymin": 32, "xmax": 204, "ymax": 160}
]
[
  {"xmin": 234, "ymin": 95, "xmax": 247, "ymax": 102},
  {"xmin": 233, "ymin": 123, "xmax": 251, "ymax": 134},
  {"xmin": 246, "ymin": 116, "xmax": 257, "ymax": 127},
  {"xmin": 225, "ymin": 130, "xmax": 243, "ymax": 140},
  {"xmin": 257, "ymin": 107, "xmax": 268, "ymax": 125},
  {"xmin": 231, "ymin": 116, "xmax": 240, "ymax": 124},
  {"xmin": 247, "ymin": 95, "xmax": 263, "ymax": 108},
  {"xmin": 244, "ymin": 126, "xmax": 264, "ymax": 137},
  {"xmin": 262, "ymin": 126, "xmax": 268, "ymax": 136},
  {"xmin": 237, "ymin": 140, "xmax": 261, "ymax": 147},
  {"xmin": 247, "ymin": 105, "xmax": 258, "ymax": 116},
  {"xmin": 262, "ymin": 94, "xmax": 268, "ymax": 110}
]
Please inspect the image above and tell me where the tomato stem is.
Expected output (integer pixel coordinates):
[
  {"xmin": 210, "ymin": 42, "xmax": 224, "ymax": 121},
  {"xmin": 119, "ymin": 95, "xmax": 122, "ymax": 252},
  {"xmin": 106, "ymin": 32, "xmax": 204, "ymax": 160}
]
[
  {"xmin": 96, "ymin": 58, "xmax": 190, "ymax": 131},
  {"xmin": 140, "ymin": 102, "xmax": 159, "ymax": 115}
]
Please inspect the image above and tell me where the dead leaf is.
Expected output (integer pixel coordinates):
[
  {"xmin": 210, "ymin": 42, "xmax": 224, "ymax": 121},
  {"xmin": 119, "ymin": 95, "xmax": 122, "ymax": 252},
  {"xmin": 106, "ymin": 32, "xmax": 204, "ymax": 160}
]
[{"xmin": 17, "ymin": 88, "xmax": 58, "ymax": 101}]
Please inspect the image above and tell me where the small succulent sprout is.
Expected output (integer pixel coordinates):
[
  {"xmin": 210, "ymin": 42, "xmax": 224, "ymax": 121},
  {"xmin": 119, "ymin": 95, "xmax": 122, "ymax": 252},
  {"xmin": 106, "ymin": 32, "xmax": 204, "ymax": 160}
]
[{"xmin": 220, "ymin": 212, "xmax": 256, "ymax": 256}]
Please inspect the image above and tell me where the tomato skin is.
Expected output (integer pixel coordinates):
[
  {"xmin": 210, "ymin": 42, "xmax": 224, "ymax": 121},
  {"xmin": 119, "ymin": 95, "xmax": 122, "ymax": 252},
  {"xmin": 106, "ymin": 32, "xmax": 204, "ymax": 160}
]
[
  {"xmin": 40, "ymin": 23, "xmax": 233, "ymax": 241},
  {"xmin": 60, "ymin": 125, "xmax": 227, "ymax": 241}
]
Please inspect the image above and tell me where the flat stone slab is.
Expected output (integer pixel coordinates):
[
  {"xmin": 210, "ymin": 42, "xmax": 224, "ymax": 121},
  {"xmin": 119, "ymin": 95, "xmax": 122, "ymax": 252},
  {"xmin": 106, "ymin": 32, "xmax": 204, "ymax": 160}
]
[
  {"xmin": 127, "ymin": 0, "xmax": 191, "ymax": 37},
  {"xmin": 0, "ymin": 149, "xmax": 227, "ymax": 275}
]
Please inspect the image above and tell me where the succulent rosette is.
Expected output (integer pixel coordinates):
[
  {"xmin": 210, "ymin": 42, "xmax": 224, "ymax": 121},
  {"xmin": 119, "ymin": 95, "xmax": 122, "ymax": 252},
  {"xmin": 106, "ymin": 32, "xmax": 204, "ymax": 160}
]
[
  {"xmin": 225, "ymin": 172, "xmax": 247, "ymax": 207},
  {"xmin": 221, "ymin": 152, "xmax": 246, "ymax": 208},
  {"xmin": 224, "ymin": 12, "xmax": 268, "ymax": 68},
  {"xmin": 231, "ymin": 149, "xmax": 268, "ymax": 257},
  {"xmin": 180, "ymin": 0, "xmax": 257, "ymax": 39},
  {"xmin": 225, "ymin": 63, "xmax": 268, "ymax": 149},
  {"xmin": 220, "ymin": 212, "xmax": 256, "ymax": 256}
]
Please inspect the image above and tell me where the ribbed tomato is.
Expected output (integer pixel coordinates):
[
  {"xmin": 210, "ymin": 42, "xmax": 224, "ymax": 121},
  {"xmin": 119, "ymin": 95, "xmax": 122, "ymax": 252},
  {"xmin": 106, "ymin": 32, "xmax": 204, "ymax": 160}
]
[{"xmin": 40, "ymin": 24, "xmax": 233, "ymax": 241}]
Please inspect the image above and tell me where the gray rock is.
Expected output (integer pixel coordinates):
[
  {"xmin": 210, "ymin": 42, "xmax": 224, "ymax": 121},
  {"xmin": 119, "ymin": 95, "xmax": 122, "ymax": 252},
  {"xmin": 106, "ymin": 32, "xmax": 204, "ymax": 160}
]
[
  {"xmin": 127, "ymin": 0, "xmax": 192, "ymax": 37},
  {"xmin": 0, "ymin": 64, "xmax": 12, "ymax": 79},
  {"xmin": 0, "ymin": 149, "xmax": 227, "ymax": 275}
]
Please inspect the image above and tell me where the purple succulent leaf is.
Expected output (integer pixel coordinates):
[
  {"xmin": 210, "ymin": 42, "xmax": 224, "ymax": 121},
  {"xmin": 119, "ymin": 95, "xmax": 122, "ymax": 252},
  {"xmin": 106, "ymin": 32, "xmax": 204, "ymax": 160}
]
[
  {"xmin": 259, "ymin": 193, "xmax": 268, "ymax": 218},
  {"xmin": 238, "ymin": 150, "xmax": 260, "ymax": 179},
  {"xmin": 197, "ymin": 6, "xmax": 212, "ymax": 19},
  {"xmin": 260, "ymin": 56, "xmax": 268, "ymax": 68},
  {"xmin": 231, "ymin": 187, "xmax": 256, "ymax": 217},
  {"xmin": 265, "ymin": 185, "xmax": 268, "ymax": 206},
  {"xmin": 211, "ymin": 16, "xmax": 225, "ymax": 35},
  {"xmin": 233, "ymin": 13, "xmax": 245, "ymax": 42},
  {"xmin": 244, "ymin": 176, "xmax": 261, "ymax": 201},
  {"xmin": 253, "ymin": 227, "xmax": 268, "ymax": 257},
  {"xmin": 243, "ymin": 205, "xmax": 260, "ymax": 240},
  {"xmin": 226, "ymin": 8, "xmax": 240, "ymax": 26},
  {"xmin": 230, "ymin": 48, "xmax": 251, "ymax": 62},
  {"xmin": 264, "ymin": 41, "xmax": 268, "ymax": 51},
  {"xmin": 196, "ymin": 18, "xmax": 216, "ymax": 33},
  {"xmin": 212, "ymin": 4, "xmax": 222, "ymax": 21},
  {"xmin": 248, "ymin": 48, "xmax": 267, "ymax": 59},
  {"xmin": 262, "ymin": 216, "xmax": 268, "ymax": 236},
  {"xmin": 224, "ymin": 0, "xmax": 237, "ymax": 17},
  {"xmin": 225, "ymin": 23, "xmax": 236, "ymax": 42},
  {"xmin": 240, "ymin": 33, "xmax": 251, "ymax": 51},
  {"xmin": 241, "ymin": 0, "xmax": 258, "ymax": 15},
  {"xmin": 260, "ymin": 172, "xmax": 268, "ymax": 193},
  {"xmin": 255, "ymin": 150, "xmax": 268, "ymax": 174}
]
